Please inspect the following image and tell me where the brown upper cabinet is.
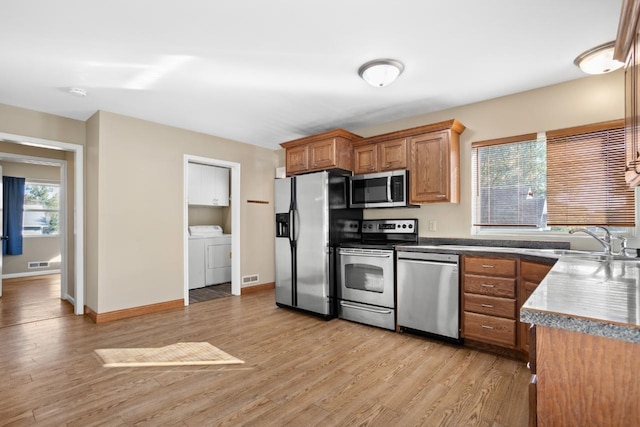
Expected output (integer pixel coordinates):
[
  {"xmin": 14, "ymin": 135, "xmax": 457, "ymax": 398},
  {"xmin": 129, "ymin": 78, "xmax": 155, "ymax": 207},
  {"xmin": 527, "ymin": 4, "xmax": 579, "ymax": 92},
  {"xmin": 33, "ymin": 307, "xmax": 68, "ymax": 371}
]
[
  {"xmin": 352, "ymin": 119, "xmax": 465, "ymax": 204},
  {"xmin": 279, "ymin": 120, "xmax": 465, "ymax": 205},
  {"xmin": 407, "ymin": 120, "xmax": 465, "ymax": 204},
  {"xmin": 614, "ymin": 0, "xmax": 640, "ymax": 186},
  {"xmin": 352, "ymin": 138, "xmax": 408, "ymax": 174},
  {"xmin": 281, "ymin": 129, "xmax": 362, "ymax": 176}
]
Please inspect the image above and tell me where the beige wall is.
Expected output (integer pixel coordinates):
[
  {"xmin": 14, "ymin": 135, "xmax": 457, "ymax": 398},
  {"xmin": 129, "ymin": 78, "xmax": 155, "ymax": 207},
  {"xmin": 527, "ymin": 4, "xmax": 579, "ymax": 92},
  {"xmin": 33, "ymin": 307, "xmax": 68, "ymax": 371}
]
[
  {"xmin": 85, "ymin": 112, "xmax": 99, "ymax": 309},
  {"xmin": 188, "ymin": 206, "xmax": 227, "ymax": 231},
  {"xmin": 0, "ymin": 103, "xmax": 85, "ymax": 145},
  {"xmin": 0, "ymin": 161, "xmax": 62, "ymax": 276},
  {"xmin": 348, "ymin": 71, "xmax": 625, "ymax": 251},
  {"xmin": 88, "ymin": 111, "xmax": 277, "ymax": 313}
]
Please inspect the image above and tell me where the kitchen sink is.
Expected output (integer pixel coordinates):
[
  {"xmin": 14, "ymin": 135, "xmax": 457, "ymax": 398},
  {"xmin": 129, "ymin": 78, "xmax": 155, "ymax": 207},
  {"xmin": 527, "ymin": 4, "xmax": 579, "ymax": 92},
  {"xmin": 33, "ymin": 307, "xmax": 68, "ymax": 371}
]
[{"xmin": 577, "ymin": 253, "xmax": 640, "ymax": 262}]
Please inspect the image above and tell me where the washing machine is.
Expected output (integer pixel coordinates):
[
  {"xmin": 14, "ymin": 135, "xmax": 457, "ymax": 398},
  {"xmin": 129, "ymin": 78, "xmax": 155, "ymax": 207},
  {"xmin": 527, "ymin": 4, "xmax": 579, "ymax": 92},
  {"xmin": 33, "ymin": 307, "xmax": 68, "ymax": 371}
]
[{"xmin": 188, "ymin": 225, "xmax": 232, "ymax": 289}]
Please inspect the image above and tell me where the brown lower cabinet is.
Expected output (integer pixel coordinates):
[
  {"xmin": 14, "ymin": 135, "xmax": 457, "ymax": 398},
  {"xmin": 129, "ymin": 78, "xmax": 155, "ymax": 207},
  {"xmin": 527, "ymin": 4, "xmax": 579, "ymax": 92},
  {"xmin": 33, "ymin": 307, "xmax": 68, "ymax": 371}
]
[
  {"xmin": 533, "ymin": 325, "xmax": 640, "ymax": 426},
  {"xmin": 462, "ymin": 255, "xmax": 518, "ymax": 349},
  {"xmin": 461, "ymin": 255, "xmax": 555, "ymax": 359},
  {"xmin": 519, "ymin": 261, "xmax": 553, "ymax": 353}
]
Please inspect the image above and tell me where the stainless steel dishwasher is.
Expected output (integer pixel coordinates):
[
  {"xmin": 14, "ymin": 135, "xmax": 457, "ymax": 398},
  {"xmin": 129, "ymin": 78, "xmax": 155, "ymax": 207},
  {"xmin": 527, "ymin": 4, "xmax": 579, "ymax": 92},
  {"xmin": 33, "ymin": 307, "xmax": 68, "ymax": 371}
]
[{"xmin": 396, "ymin": 251, "xmax": 460, "ymax": 340}]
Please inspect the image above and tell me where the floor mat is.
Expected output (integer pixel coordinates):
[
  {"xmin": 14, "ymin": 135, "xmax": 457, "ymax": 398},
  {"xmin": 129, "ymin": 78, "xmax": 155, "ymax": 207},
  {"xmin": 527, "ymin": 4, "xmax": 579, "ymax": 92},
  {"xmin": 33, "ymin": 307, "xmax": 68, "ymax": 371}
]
[{"xmin": 95, "ymin": 342, "xmax": 244, "ymax": 367}]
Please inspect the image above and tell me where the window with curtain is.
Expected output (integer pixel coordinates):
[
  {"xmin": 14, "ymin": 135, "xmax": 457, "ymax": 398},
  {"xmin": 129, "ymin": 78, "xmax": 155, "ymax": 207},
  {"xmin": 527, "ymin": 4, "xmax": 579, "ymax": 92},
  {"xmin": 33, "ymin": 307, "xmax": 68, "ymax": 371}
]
[
  {"xmin": 546, "ymin": 121, "xmax": 634, "ymax": 226},
  {"xmin": 472, "ymin": 119, "xmax": 635, "ymax": 233},
  {"xmin": 472, "ymin": 133, "xmax": 547, "ymax": 229},
  {"xmin": 22, "ymin": 181, "xmax": 60, "ymax": 235}
]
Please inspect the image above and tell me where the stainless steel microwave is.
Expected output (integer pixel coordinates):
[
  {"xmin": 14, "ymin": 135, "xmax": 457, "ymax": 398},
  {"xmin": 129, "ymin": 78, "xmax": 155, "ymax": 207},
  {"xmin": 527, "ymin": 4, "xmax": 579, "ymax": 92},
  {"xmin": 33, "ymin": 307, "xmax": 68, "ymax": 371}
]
[{"xmin": 349, "ymin": 170, "xmax": 414, "ymax": 208}]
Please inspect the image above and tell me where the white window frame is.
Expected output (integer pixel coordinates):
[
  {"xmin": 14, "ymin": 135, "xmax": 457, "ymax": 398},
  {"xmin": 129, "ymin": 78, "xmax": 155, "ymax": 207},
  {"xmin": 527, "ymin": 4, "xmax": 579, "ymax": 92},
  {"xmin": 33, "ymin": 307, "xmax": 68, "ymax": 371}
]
[{"xmin": 22, "ymin": 180, "xmax": 61, "ymax": 237}]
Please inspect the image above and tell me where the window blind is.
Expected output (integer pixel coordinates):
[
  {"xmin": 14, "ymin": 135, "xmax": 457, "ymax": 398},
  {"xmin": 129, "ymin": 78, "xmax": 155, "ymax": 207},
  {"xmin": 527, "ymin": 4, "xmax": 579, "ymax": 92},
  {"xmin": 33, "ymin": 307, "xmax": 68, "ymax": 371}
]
[
  {"xmin": 472, "ymin": 133, "xmax": 546, "ymax": 227},
  {"xmin": 546, "ymin": 120, "xmax": 635, "ymax": 226}
]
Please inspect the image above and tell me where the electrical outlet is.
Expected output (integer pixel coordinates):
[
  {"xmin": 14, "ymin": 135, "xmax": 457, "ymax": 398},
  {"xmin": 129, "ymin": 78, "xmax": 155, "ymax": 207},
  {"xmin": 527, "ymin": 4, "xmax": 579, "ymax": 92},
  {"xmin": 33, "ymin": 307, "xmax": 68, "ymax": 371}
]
[{"xmin": 428, "ymin": 220, "xmax": 437, "ymax": 232}]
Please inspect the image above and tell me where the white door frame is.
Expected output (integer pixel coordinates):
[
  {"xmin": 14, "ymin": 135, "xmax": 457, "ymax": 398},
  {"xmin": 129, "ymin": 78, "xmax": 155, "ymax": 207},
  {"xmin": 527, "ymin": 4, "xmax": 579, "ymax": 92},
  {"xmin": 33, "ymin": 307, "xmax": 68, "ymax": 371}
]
[
  {"xmin": 0, "ymin": 132, "xmax": 84, "ymax": 315},
  {"xmin": 183, "ymin": 155, "xmax": 241, "ymax": 303},
  {"xmin": 0, "ymin": 154, "xmax": 67, "ymax": 294}
]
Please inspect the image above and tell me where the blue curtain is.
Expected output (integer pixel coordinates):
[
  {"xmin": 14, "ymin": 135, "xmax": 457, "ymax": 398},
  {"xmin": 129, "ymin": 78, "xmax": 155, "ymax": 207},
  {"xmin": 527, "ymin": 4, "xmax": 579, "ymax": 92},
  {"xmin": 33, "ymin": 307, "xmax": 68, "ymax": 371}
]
[{"xmin": 3, "ymin": 176, "xmax": 25, "ymax": 255}]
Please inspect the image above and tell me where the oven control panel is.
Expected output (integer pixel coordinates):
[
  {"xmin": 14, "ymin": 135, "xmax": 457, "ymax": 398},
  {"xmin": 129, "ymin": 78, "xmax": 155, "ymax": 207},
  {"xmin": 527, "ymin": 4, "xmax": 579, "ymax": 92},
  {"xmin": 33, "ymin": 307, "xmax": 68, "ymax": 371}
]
[{"xmin": 361, "ymin": 219, "xmax": 418, "ymax": 234}]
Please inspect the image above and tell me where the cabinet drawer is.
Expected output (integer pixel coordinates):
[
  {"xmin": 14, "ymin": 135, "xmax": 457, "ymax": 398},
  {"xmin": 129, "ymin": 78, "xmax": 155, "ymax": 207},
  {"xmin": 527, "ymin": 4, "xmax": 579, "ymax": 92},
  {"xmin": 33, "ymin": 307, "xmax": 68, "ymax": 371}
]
[
  {"xmin": 464, "ymin": 274, "xmax": 516, "ymax": 298},
  {"xmin": 464, "ymin": 312, "xmax": 516, "ymax": 348},
  {"xmin": 464, "ymin": 256, "xmax": 516, "ymax": 277},
  {"xmin": 463, "ymin": 293, "xmax": 516, "ymax": 319}
]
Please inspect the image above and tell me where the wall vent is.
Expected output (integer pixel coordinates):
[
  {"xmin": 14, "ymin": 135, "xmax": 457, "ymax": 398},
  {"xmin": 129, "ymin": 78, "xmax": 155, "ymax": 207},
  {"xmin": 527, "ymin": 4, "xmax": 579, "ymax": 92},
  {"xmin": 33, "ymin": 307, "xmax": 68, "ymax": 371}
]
[
  {"xmin": 28, "ymin": 261, "xmax": 50, "ymax": 269},
  {"xmin": 242, "ymin": 274, "xmax": 259, "ymax": 285}
]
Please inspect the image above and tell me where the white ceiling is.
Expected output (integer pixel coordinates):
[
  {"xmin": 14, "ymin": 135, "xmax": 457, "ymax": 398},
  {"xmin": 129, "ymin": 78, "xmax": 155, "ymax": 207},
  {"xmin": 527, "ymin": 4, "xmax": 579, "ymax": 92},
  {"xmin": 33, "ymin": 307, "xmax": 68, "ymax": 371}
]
[{"xmin": 0, "ymin": 1, "xmax": 624, "ymax": 150}]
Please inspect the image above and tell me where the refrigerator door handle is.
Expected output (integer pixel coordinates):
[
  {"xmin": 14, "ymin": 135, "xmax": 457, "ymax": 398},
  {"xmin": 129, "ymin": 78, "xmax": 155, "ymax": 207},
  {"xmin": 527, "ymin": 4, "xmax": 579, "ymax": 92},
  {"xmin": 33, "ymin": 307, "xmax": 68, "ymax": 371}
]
[
  {"xmin": 288, "ymin": 209, "xmax": 295, "ymax": 243},
  {"xmin": 293, "ymin": 209, "xmax": 301, "ymax": 242}
]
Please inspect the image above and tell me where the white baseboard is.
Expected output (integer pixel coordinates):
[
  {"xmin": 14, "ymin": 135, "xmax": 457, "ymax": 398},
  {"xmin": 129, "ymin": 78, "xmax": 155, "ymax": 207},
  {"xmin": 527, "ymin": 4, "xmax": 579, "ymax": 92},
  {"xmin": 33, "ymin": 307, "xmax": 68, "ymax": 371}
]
[{"xmin": 2, "ymin": 269, "xmax": 61, "ymax": 279}]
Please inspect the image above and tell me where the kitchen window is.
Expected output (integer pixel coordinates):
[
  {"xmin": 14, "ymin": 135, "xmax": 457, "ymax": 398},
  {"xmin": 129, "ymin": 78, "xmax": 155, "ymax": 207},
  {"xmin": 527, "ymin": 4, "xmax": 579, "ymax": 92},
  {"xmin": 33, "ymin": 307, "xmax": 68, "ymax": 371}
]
[
  {"xmin": 23, "ymin": 181, "xmax": 60, "ymax": 236},
  {"xmin": 472, "ymin": 119, "xmax": 636, "ymax": 234}
]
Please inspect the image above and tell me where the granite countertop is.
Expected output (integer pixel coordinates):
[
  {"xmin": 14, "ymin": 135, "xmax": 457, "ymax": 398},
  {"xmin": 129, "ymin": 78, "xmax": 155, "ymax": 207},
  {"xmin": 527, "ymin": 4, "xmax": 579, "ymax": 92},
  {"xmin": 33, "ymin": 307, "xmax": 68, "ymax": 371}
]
[{"xmin": 520, "ymin": 256, "xmax": 640, "ymax": 344}]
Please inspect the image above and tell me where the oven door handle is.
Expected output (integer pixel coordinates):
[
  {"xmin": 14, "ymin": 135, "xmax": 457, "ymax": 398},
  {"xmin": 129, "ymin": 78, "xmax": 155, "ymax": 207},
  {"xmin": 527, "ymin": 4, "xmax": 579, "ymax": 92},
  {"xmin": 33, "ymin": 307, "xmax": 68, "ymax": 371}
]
[
  {"xmin": 338, "ymin": 251, "xmax": 392, "ymax": 258},
  {"xmin": 339, "ymin": 301, "xmax": 393, "ymax": 315}
]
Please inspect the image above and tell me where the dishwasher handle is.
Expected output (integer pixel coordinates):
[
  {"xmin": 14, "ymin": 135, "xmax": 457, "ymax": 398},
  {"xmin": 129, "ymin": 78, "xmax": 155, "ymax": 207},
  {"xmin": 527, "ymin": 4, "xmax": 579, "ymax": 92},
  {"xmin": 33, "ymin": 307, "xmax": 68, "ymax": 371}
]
[{"xmin": 398, "ymin": 259, "xmax": 459, "ymax": 270}]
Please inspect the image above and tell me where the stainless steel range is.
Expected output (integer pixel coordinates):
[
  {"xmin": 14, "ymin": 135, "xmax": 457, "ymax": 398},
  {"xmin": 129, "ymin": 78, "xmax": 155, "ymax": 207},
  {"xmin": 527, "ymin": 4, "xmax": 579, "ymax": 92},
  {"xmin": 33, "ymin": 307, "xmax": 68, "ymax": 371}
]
[{"xmin": 337, "ymin": 218, "xmax": 418, "ymax": 330}]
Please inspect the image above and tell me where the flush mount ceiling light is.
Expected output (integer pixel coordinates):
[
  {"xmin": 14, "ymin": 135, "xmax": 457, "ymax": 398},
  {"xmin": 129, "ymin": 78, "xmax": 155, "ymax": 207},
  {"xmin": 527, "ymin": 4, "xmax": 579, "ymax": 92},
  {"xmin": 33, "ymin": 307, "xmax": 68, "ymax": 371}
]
[
  {"xmin": 574, "ymin": 41, "xmax": 624, "ymax": 75},
  {"xmin": 68, "ymin": 87, "xmax": 87, "ymax": 97},
  {"xmin": 358, "ymin": 59, "xmax": 404, "ymax": 87}
]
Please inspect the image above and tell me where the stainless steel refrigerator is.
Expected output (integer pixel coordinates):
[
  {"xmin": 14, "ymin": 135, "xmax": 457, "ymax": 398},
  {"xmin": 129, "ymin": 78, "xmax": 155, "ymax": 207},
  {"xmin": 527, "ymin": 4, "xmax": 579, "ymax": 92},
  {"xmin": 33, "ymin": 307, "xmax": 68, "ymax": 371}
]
[{"xmin": 275, "ymin": 169, "xmax": 362, "ymax": 318}]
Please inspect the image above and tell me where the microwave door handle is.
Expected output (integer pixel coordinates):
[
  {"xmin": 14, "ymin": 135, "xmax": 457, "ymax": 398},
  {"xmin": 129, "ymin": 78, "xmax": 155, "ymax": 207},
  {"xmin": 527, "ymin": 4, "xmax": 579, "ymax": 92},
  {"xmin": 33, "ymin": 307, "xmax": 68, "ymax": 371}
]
[{"xmin": 387, "ymin": 178, "xmax": 392, "ymax": 202}]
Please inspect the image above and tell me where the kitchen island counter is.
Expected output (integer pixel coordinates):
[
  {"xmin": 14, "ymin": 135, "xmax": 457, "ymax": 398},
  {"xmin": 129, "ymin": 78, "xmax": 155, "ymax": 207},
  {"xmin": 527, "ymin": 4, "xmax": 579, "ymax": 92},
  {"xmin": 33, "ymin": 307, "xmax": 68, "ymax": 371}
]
[
  {"xmin": 522, "ymin": 256, "xmax": 640, "ymax": 426},
  {"xmin": 520, "ymin": 256, "xmax": 640, "ymax": 344}
]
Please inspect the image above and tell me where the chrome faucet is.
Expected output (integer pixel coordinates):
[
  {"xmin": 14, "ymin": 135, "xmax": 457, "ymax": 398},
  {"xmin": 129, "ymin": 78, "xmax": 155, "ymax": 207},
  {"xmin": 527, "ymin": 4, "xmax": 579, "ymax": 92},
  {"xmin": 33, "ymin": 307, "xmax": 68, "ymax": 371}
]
[{"xmin": 569, "ymin": 226, "xmax": 612, "ymax": 254}]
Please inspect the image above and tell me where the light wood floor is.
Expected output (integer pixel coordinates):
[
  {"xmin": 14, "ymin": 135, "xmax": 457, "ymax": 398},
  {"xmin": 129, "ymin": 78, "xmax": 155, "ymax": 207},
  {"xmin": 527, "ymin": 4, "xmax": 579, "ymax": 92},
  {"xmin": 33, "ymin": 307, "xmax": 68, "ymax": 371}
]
[
  {"xmin": 0, "ymin": 284, "xmax": 529, "ymax": 426},
  {"xmin": 0, "ymin": 274, "xmax": 74, "ymax": 329}
]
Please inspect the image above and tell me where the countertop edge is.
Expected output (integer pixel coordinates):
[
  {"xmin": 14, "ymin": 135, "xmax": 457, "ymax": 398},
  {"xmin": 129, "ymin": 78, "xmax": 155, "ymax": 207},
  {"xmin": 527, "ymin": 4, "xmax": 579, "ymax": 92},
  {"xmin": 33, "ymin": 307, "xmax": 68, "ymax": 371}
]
[{"xmin": 520, "ymin": 309, "xmax": 640, "ymax": 344}]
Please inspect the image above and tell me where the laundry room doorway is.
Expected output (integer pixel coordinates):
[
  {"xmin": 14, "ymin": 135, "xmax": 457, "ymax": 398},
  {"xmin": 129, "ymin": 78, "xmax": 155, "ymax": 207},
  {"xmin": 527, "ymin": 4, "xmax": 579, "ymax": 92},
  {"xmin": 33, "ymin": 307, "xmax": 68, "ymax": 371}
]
[{"xmin": 183, "ymin": 155, "xmax": 240, "ymax": 305}]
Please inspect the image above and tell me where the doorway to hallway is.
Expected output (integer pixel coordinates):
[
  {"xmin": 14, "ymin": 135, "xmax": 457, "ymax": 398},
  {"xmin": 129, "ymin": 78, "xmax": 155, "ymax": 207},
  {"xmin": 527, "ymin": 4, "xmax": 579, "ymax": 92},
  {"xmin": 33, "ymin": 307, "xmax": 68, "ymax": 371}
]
[{"xmin": 0, "ymin": 274, "xmax": 73, "ymax": 328}]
